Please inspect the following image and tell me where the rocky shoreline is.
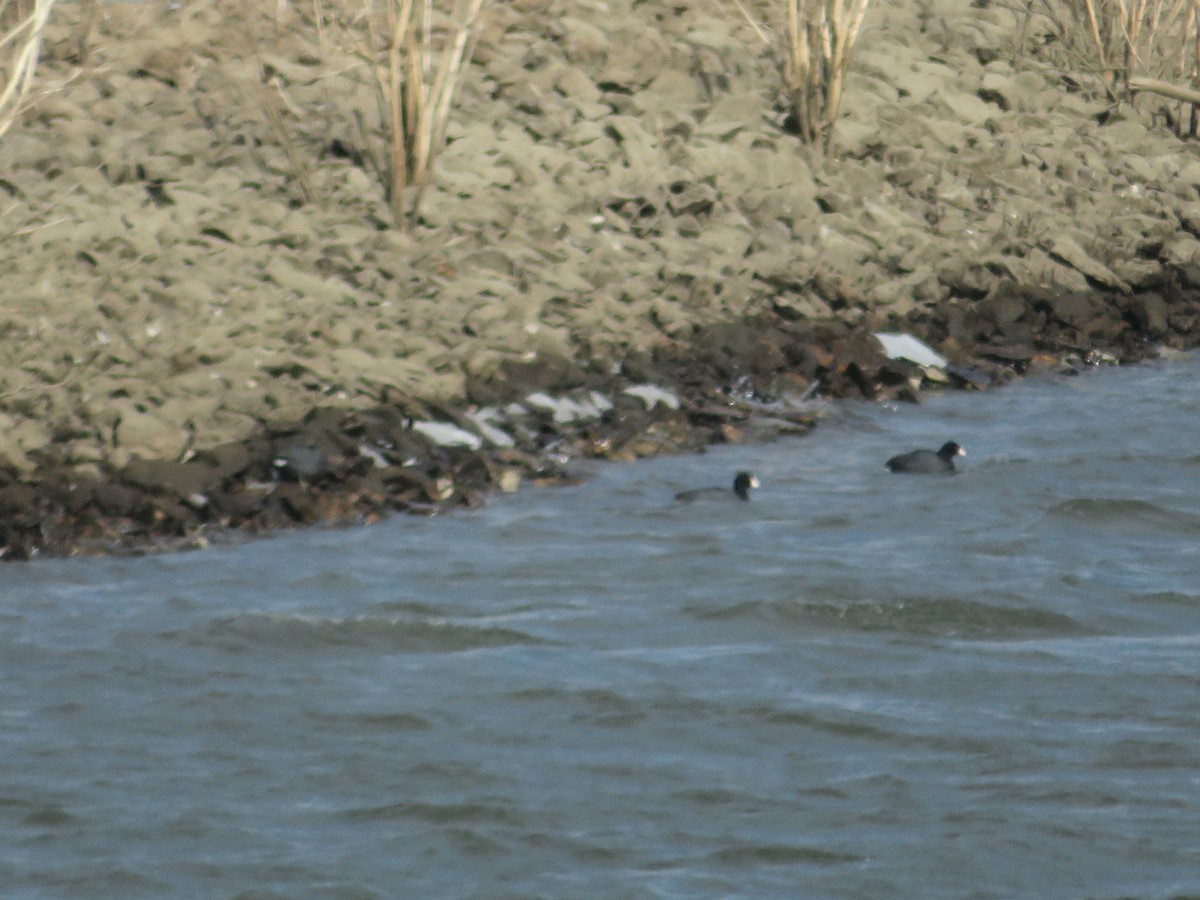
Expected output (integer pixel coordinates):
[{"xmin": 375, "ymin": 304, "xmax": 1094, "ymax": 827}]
[
  {"xmin": 5, "ymin": 0, "xmax": 1200, "ymax": 559},
  {"xmin": 3, "ymin": 274, "xmax": 1198, "ymax": 561}
]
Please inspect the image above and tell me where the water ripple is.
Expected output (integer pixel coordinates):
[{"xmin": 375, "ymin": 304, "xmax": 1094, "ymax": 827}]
[
  {"xmin": 689, "ymin": 595, "xmax": 1089, "ymax": 639},
  {"xmin": 1045, "ymin": 498, "xmax": 1200, "ymax": 533},
  {"xmin": 160, "ymin": 612, "xmax": 552, "ymax": 655}
]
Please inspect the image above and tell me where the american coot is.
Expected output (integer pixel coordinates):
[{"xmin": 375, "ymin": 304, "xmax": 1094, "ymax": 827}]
[
  {"xmin": 886, "ymin": 441, "xmax": 965, "ymax": 474},
  {"xmin": 675, "ymin": 471, "xmax": 760, "ymax": 502}
]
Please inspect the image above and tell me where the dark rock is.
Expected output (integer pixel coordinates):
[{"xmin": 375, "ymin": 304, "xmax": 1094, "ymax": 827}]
[
  {"xmin": 1179, "ymin": 265, "xmax": 1200, "ymax": 290},
  {"xmin": 141, "ymin": 497, "xmax": 194, "ymax": 530},
  {"xmin": 274, "ymin": 483, "xmax": 319, "ymax": 523},
  {"xmin": 981, "ymin": 342, "xmax": 1033, "ymax": 362},
  {"xmin": 844, "ymin": 361, "xmax": 879, "ymax": 399},
  {"xmin": 58, "ymin": 480, "xmax": 97, "ymax": 516},
  {"xmin": 995, "ymin": 320, "xmax": 1033, "ymax": 345},
  {"xmin": 29, "ymin": 472, "xmax": 96, "ymax": 517},
  {"xmin": 946, "ymin": 365, "xmax": 994, "ymax": 389},
  {"xmin": 0, "ymin": 524, "xmax": 37, "ymax": 560},
  {"xmin": 977, "ymin": 292, "xmax": 1026, "ymax": 330},
  {"xmin": 1045, "ymin": 291, "xmax": 1099, "ymax": 328},
  {"xmin": 211, "ymin": 488, "xmax": 269, "ymax": 521},
  {"xmin": 0, "ymin": 484, "xmax": 36, "ymax": 516},
  {"xmin": 1125, "ymin": 294, "xmax": 1170, "ymax": 337},
  {"xmin": 194, "ymin": 440, "xmax": 259, "ymax": 479},
  {"xmin": 1169, "ymin": 312, "xmax": 1200, "ymax": 340},
  {"xmin": 0, "ymin": 463, "xmax": 18, "ymax": 489},
  {"xmin": 92, "ymin": 482, "xmax": 146, "ymax": 517},
  {"xmin": 122, "ymin": 459, "xmax": 220, "ymax": 498},
  {"xmin": 878, "ymin": 358, "xmax": 920, "ymax": 387}
]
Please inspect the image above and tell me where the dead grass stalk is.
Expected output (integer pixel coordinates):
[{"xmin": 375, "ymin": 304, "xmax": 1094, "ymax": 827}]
[
  {"xmin": 1027, "ymin": 0, "xmax": 1200, "ymax": 135},
  {"xmin": 0, "ymin": 0, "xmax": 57, "ymax": 142},
  {"xmin": 729, "ymin": 0, "xmax": 871, "ymax": 152},
  {"xmin": 320, "ymin": 0, "xmax": 488, "ymax": 226}
]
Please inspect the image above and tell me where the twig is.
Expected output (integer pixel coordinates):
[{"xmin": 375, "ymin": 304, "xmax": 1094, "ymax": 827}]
[
  {"xmin": 1130, "ymin": 74, "xmax": 1200, "ymax": 103},
  {"xmin": 0, "ymin": 0, "xmax": 57, "ymax": 141}
]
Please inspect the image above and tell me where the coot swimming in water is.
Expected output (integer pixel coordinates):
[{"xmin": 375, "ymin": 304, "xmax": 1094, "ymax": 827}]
[
  {"xmin": 675, "ymin": 471, "xmax": 760, "ymax": 502},
  {"xmin": 885, "ymin": 441, "xmax": 964, "ymax": 474}
]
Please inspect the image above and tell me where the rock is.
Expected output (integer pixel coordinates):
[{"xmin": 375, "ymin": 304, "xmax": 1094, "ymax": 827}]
[
  {"xmin": 0, "ymin": 484, "xmax": 36, "ymax": 516},
  {"xmin": 193, "ymin": 440, "xmax": 259, "ymax": 479},
  {"xmin": 211, "ymin": 487, "xmax": 269, "ymax": 521},
  {"xmin": 1125, "ymin": 294, "xmax": 1170, "ymax": 337},
  {"xmin": 114, "ymin": 409, "xmax": 190, "ymax": 464},
  {"xmin": 1044, "ymin": 236, "xmax": 1129, "ymax": 291},
  {"xmin": 1163, "ymin": 236, "xmax": 1200, "ymax": 268},
  {"xmin": 274, "ymin": 483, "xmax": 319, "ymax": 524},
  {"xmin": 92, "ymin": 482, "xmax": 145, "ymax": 518},
  {"xmin": 121, "ymin": 459, "xmax": 221, "ymax": 498}
]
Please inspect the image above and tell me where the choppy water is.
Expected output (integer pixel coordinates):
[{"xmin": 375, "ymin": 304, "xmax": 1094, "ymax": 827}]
[{"xmin": 4, "ymin": 356, "xmax": 1200, "ymax": 899}]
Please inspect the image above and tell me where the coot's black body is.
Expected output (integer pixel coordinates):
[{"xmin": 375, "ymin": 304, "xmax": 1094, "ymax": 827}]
[
  {"xmin": 675, "ymin": 471, "xmax": 760, "ymax": 502},
  {"xmin": 886, "ymin": 442, "xmax": 964, "ymax": 475}
]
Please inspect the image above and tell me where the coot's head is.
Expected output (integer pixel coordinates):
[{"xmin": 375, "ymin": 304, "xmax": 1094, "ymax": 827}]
[
  {"xmin": 733, "ymin": 471, "xmax": 760, "ymax": 500},
  {"xmin": 937, "ymin": 442, "xmax": 965, "ymax": 461}
]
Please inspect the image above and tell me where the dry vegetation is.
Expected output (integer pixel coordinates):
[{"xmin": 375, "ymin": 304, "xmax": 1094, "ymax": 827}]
[
  {"xmin": 305, "ymin": 0, "xmax": 489, "ymax": 226},
  {"xmin": 232, "ymin": 0, "xmax": 492, "ymax": 226},
  {"xmin": 728, "ymin": 0, "xmax": 872, "ymax": 152},
  {"xmin": 0, "ymin": 0, "xmax": 57, "ymax": 141},
  {"xmin": 1022, "ymin": 0, "xmax": 1200, "ymax": 134}
]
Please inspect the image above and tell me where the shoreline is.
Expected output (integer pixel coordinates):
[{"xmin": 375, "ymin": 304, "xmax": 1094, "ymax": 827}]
[{"xmin": 3, "ymin": 274, "xmax": 1198, "ymax": 561}]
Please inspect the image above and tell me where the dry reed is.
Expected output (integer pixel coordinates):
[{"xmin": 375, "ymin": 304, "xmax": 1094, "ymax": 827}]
[
  {"xmin": 319, "ymin": 0, "xmax": 489, "ymax": 226},
  {"xmin": 1028, "ymin": 0, "xmax": 1200, "ymax": 134},
  {"xmin": 0, "ymin": 0, "xmax": 57, "ymax": 142},
  {"xmin": 730, "ymin": 0, "xmax": 871, "ymax": 152}
]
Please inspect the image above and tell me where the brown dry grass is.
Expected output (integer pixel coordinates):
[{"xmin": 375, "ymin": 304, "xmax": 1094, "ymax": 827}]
[
  {"xmin": 727, "ymin": 0, "xmax": 872, "ymax": 152},
  {"xmin": 311, "ymin": 0, "xmax": 489, "ymax": 226},
  {"xmin": 0, "ymin": 0, "xmax": 57, "ymax": 142},
  {"xmin": 1022, "ymin": 0, "xmax": 1200, "ymax": 134}
]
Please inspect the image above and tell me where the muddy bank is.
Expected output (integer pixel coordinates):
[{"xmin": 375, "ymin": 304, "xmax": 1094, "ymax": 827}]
[
  {"xmin": 3, "ymin": 0, "xmax": 1200, "ymax": 557},
  {"xmin": 4, "ymin": 276, "xmax": 1200, "ymax": 561}
]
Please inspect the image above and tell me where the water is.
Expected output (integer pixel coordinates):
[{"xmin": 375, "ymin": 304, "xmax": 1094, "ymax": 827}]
[{"xmin": 4, "ymin": 357, "xmax": 1200, "ymax": 899}]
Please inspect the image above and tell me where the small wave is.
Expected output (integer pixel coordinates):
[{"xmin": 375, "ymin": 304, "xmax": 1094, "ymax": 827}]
[
  {"xmin": 1045, "ymin": 498, "xmax": 1200, "ymax": 533},
  {"xmin": 304, "ymin": 710, "xmax": 433, "ymax": 732},
  {"xmin": 163, "ymin": 612, "xmax": 551, "ymax": 655},
  {"xmin": 671, "ymin": 787, "xmax": 744, "ymax": 806},
  {"xmin": 21, "ymin": 805, "xmax": 77, "ymax": 828},
  {"xmin": 1133, "ymin": 590, "xmax": 1200, "ymax": 606},
  {"xmin": 708, "ymin": 842, "xmax": 863, "ymax": 865},
  {"xmin": 749, "ymin": 706, "xmax": 899, "ymax": 741},
  {"xmin": 342, "ymin": 799, "xmax": 521, "ymax": 826},
  {"xmin": 692, "ymin": 596, "xmax": 1087, "ymax": 640},
  {"xmin": 507, "ymin": 687, "xmax": 648, "ymax": 727}
]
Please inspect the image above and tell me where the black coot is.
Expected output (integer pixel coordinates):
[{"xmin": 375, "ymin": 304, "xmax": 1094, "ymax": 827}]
[
  {"xmin": 885, "ymin": 441, "xmax": 964, "ymax": 474},
  {"xmin": 675, "ymin": 471, "xmax": 760, "ymax": 502}
]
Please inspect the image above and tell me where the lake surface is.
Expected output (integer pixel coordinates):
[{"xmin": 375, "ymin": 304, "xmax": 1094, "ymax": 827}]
[{"xmin": 4, "ymin": 356, "xmax": 1200, "ymax": 899}]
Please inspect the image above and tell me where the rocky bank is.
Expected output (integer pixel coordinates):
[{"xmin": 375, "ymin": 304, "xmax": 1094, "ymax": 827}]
[{"xmin": 2, "ymin": 0, "xmax": 1200, "ymax": 559}]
